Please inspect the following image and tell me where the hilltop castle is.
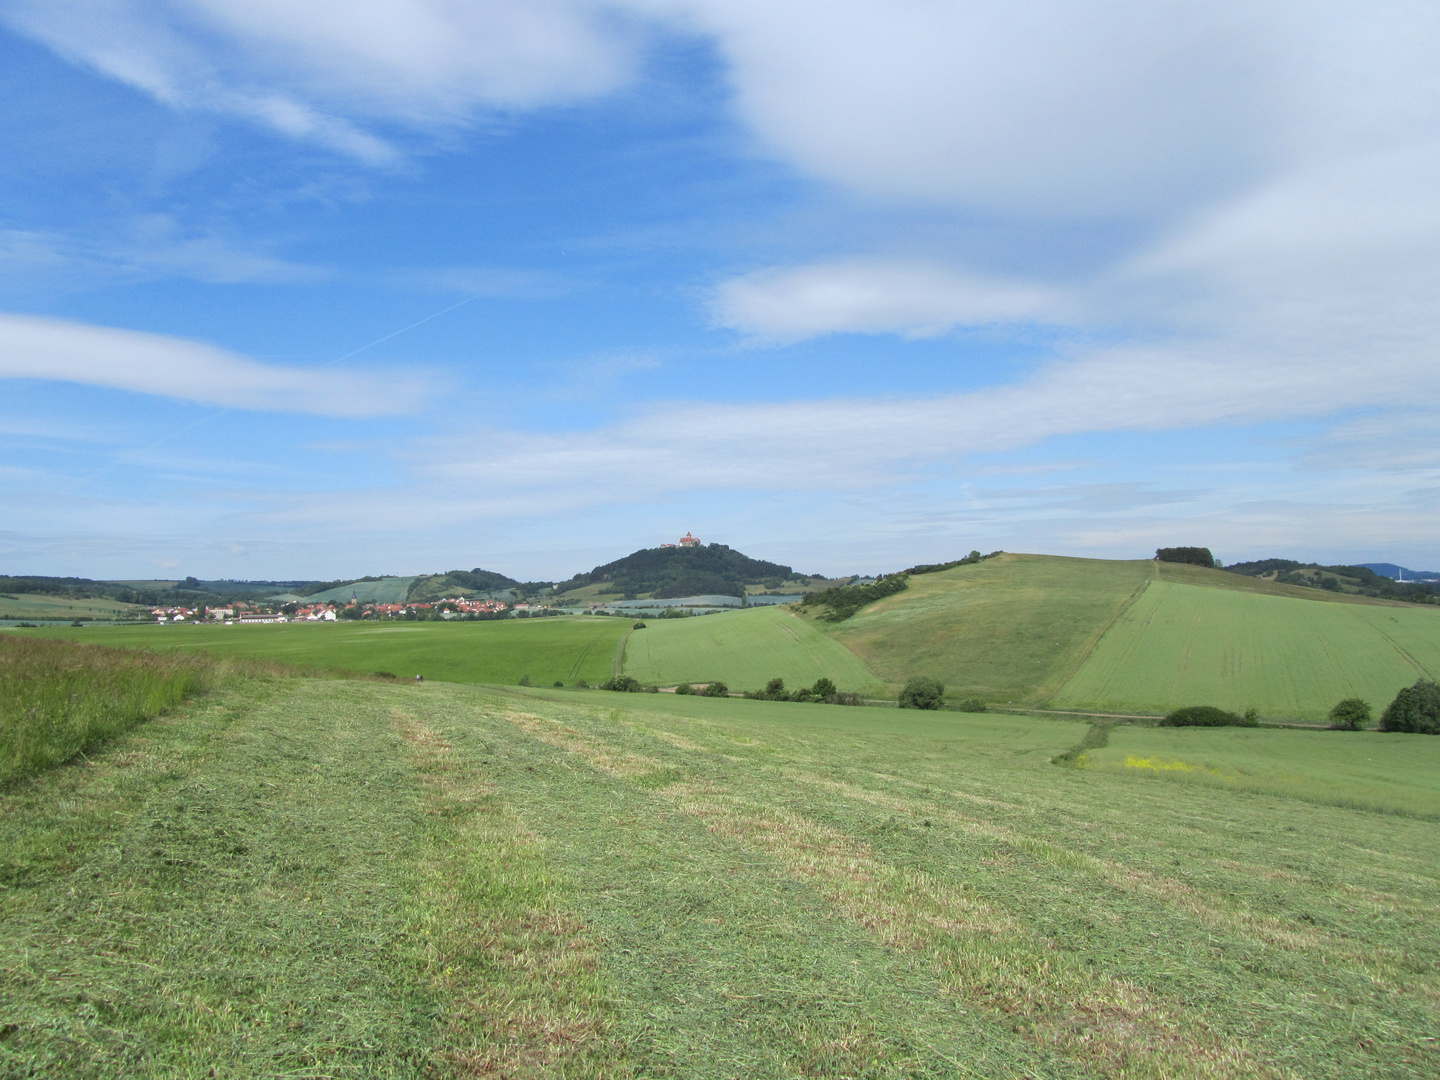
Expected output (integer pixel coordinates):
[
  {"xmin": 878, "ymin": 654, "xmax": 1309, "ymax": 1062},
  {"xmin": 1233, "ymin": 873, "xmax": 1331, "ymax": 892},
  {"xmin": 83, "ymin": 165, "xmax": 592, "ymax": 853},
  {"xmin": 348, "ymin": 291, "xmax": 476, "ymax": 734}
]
[{"xmin": 661, "ymin": 532, "xmax": 702, "ymax": 549}]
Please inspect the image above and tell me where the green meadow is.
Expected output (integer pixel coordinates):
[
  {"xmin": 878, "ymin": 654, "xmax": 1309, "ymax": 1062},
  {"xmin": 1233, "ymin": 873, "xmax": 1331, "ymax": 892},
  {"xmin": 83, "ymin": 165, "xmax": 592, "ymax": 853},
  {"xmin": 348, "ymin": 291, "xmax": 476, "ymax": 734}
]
[
  {"xmin": 1052, "ymin": 579, "xmax": 1440, "ymax": 720},
  {"xmin": 621, "ymin": 605, "xmax": 881, "ymax": 692},
  {"xmin": 3, "ymin": 655, "xmax": 1437, "ymax": 1078},
  {"xmin": 1080, "ymin": 722, "xmax": 1440, "ymax": 819},
  {"xmin": 26, "ymin": 616, "xmax": 629, "ymax": 687}
]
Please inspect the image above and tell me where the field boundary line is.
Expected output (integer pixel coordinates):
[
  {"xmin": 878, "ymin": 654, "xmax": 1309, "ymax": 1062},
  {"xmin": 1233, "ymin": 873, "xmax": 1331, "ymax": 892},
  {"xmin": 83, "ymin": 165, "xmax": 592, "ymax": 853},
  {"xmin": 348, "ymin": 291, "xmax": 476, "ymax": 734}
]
[
  {"xmin": 1042, "ymin": 576, "xmax": 1152, "ymax": 704},
  {"xmin": 611, "ymin": 626, "xmax": 633, "ymax": 677}
]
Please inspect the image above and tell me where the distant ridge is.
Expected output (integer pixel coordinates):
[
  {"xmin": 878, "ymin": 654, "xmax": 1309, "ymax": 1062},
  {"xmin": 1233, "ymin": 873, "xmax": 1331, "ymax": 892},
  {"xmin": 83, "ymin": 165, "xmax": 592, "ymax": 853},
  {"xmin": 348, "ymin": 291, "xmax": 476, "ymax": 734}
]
[{"xmin": 1358, "ymin": 563, "xmax": 1440, "ymax": 583}]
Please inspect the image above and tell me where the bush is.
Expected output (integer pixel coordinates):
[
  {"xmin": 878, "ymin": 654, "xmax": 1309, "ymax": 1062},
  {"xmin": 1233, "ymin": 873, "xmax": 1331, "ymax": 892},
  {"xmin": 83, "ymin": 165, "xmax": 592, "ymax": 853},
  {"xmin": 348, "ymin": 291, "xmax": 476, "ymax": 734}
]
[
  {"xmin": 898, "ymin": 676, "xmax": 945, "ymax": 710},
  {"xmin": 1161, "ymin": 705, "xmax": 1257, "ymax": 727},
  {"xmin": 1328, "ymin": 697, "xmax": 1371, "ymax": 730},
  {"xmin": 518, "ymin": 674, "xmax": 531, "ymax": 686},
  {"xmin": 373, "ymin": 670, "xmax": 397, "ymax": 679},
  {"xmin": 1379, "ymin": 680, "xmax": 1440, "ymax": 734},
  {"xmin": 702, "ymin": 681, "xmax": 728, "ymax": 697},
  {"xmin": 954, "ymin": 698, "xmax": 987, "ymax": 713},
  {"xmin": 675, "ymin": 682, "xmax": 694, "ymax": 695},
  {"xmin": 747, "ymin": 677, "xmax": 789, "ymax": 701},
  {"xmin": 633, "ymin": 620, "xmax": 646, "ymax": 629},
  {"xmin": 576, "ymin": 679, "xmax": 589, "ymax": 688},
  {"xmin": 554, "ymin": 680, "xmax": 564, "ymax": 688},
  {"xmin": 811, "ymin": 677, "xmax": 837, "ymax": 699},
  {"xmin": 599, "ymin": 674, "xmax": 642, "ymax": 693}
]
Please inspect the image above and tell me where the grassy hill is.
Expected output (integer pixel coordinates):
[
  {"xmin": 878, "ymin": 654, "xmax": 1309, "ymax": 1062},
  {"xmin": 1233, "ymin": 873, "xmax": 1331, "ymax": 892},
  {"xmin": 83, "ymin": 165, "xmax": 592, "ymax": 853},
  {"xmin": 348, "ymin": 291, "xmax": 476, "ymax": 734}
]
[
  {"xmin": 815, "ymin": 553, "xmax": 1440, "ymax": 718},
  {"xmin": 1052, "ymin": 578, "xmax": 1440, "ymax": 720},
  {"xmin": 821, "ymin": 553, "xmax": 1156, "ymax": 701},
  {"xmin": 21, "ymin": 617, "xmax": 629, "ymax": 687},
  {"xmin": 620, "ymin": 606, "xmax": 880, "ymax": 693}
]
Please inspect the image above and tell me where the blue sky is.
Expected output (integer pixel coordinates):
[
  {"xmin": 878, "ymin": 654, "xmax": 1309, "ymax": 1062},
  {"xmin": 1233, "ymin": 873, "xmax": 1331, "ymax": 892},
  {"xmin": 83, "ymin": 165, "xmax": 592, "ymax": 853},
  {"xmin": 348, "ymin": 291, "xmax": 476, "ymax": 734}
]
[{"xmin": 2, "ymin": 1, "xmax": 1439, "ymax": 581}]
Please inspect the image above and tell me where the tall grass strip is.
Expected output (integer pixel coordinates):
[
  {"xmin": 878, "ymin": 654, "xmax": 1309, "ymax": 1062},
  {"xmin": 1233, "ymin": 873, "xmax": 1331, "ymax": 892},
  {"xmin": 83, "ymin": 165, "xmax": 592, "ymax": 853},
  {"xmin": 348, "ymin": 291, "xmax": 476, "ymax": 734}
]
[{"xmin": 0, "ymin": 635, "xmax": 219, "ymax": 783}]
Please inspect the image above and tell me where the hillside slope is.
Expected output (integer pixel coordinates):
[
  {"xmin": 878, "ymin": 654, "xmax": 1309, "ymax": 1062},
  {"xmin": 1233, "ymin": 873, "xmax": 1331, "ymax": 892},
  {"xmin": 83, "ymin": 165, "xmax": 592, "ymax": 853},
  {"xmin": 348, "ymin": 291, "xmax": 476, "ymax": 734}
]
[
  {"xmin": 1052, "ymin": 579, "xmax": 1440, "ymax": 720},
  {"xmin": 823, "ymin": 553, "xmax": 1156, "ymax": 701},
  {"xmin": 622, "ymin": 606, "xmax": 880, "ymax": 692},
  {"xmin": 300, "ymin": 577, "xmax": 418, "ymax": 604}
]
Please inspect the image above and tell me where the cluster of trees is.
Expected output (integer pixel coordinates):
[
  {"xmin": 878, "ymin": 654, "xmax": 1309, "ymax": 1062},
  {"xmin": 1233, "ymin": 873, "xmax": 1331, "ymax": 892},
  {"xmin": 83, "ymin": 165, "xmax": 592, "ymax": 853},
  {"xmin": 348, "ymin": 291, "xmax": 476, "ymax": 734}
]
[
  {"xmin": 564, "ymin": 543, "xmax": 793, "ymax": 601},
  {"xmin": 742, "ymin": 677, "xmax": 862, "ymax": 704},
  {"xmin": 1156, "ymin": 547, "xmax": 1216, "ymax": 568},
  {"xmin": 801, "ymin": 573, "xmax": 909, "ymax": 622},
  {"xmin": 1226, "ymin": 559, "xmax": 1436, "ymax": 604},
  {"xmin": 1379, "ymin": 680, "xmax": 1440, "ymax": 733}
]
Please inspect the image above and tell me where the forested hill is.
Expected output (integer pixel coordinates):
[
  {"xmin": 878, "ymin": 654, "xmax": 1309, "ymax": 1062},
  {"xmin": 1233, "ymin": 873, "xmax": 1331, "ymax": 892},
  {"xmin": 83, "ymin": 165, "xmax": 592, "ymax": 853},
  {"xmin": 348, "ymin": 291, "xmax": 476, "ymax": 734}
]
[
  {"xmin": 564, "ymin": 544, "xmax": 793, "ymax": 600},
  {"xmin": 407, "ymin": 568, "xmax": 524, "ymax": 602}
]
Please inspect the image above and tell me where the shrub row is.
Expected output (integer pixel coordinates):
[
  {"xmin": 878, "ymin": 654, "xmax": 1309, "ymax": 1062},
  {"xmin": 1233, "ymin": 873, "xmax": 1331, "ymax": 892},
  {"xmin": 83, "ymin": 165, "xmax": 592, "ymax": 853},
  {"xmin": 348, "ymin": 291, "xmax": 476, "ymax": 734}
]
[
  {"xmin": 801, "ymin": 574, "xmax": 910, "ymax": 622},
  {"xmin": 743, "ymin": 677, "xmax": 863, "ymax": 705},
  {"xmin": 1162, "ymin": 681, "xmax": 1440, "ymax": 733}
]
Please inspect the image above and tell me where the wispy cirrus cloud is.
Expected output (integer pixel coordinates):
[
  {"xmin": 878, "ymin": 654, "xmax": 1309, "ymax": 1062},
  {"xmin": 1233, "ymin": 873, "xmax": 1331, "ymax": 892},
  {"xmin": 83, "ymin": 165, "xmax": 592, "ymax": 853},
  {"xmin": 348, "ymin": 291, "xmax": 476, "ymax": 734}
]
[
  {"xmin": 0, "ymin": 0, "xmax": 639, "ymax": 159},
  {"xmin": 0, "ymin": 220, "xmax": 325, "ymax": 294},
  {"xmin": 0, "ymin": 313, "xmax": 433, "ymax": 415}
]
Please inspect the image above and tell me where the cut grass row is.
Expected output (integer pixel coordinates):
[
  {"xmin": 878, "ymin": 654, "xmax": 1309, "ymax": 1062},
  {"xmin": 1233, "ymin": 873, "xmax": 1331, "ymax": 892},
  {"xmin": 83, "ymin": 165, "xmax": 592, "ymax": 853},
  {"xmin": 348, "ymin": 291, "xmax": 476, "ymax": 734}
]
[{"xmin": 5, "ymin": 673, "xmax": 1436, "ymax": 1076}]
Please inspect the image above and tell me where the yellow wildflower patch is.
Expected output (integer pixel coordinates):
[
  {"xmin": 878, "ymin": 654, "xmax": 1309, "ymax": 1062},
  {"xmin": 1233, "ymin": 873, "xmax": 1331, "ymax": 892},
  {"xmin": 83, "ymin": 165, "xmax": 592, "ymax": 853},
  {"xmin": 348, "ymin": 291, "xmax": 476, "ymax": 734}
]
[{"xmin": 1125, "ymin": 754, "xmax": 1196, "ymax": 772}]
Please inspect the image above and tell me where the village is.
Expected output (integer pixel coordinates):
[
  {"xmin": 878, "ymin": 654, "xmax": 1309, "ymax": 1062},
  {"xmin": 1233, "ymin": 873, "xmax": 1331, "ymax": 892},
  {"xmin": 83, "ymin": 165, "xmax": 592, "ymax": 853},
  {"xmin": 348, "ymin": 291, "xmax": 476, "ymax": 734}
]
[{"xmin": 149, "ymin": 596, "xmax": 556, "ymax": 624}]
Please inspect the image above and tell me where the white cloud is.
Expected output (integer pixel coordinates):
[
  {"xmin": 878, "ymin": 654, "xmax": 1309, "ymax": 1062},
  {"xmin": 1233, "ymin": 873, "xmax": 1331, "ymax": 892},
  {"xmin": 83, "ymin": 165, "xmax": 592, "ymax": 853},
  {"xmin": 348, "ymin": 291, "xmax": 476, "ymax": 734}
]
[
  {"xmin": 0, "ymin": 0, "xmax": 637, "ymax": 157},
  {"xmin": 711, "ymin": 259, "xmax": 1068, "ymax": 342},
  {"xmin": 0, "ymin": 313, "xmax": 432, "ymax": 415}
]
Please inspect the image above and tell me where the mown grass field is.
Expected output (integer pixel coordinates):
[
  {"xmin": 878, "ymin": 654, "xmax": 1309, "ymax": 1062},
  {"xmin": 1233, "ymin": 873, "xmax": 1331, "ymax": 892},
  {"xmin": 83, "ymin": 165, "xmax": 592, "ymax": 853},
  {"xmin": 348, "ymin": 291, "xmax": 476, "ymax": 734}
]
[
  {"xmin": 3, "ymin": 674, "xmax": 1437, "ymax": 1077},
  {"xmin": 1079, "ymin": 722, "xmax": 1440, "ymax": 819},
  {"xmin": 621, "ymin": 606, "xmax": 881, "ymax": 693},
  {"xmin": 1052, "ymin": 580, "xmax": 1440, "ymax": 720},
  {"xmin": 823, "ymin": 553, "xmax": 1156, "ymax": 700},
  {"xmin": 18, "ymin": 617, "xmax": 629, "ymax": 687}
]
